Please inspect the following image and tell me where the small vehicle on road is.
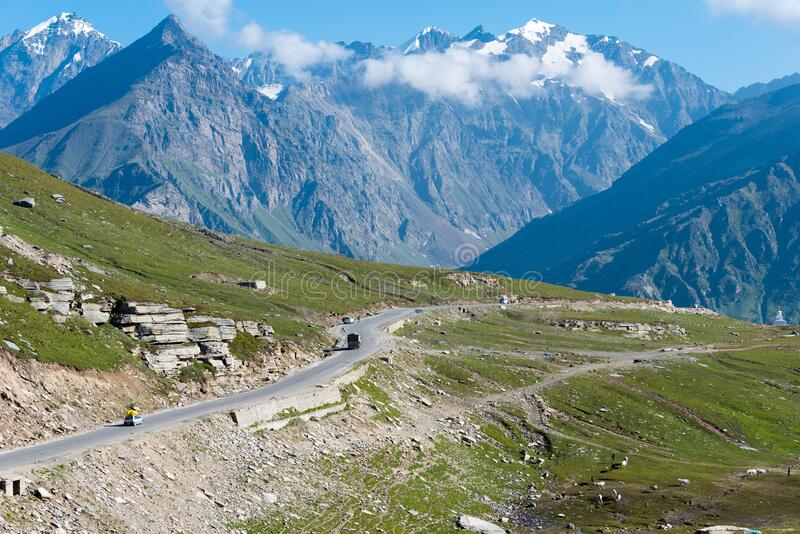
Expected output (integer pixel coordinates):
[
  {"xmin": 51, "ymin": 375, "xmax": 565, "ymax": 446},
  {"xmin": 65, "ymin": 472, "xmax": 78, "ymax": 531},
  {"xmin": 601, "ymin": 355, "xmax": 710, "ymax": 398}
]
[
  {"xmin": 342, "ymin": 316, "xmax": 354, "ymax": 324},
  {"xmin": 347, "ymin": 333, "xmax": 361, "ymax": 350},
  {"xmin": 124, "ymin": 408, "xmax": 143, "ymax": 426}
]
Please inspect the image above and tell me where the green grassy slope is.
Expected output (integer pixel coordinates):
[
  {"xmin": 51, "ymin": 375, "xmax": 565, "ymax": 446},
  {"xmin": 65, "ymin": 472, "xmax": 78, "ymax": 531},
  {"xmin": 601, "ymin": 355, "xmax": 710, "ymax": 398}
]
[
  {"xmin": 0, "ymin": 153, "xmax": 608, "ymax": 369},
  {"xmin": 241, "ymin": 306, "xmax": 800, "ymax": 532}
]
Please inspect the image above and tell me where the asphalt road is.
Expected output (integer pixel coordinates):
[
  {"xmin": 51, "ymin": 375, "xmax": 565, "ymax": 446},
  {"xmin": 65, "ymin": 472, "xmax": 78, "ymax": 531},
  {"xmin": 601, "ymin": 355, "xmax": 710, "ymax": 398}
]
[{"xmin": 0, "ymin": 306, "xmax": 414, "ymax": 473}]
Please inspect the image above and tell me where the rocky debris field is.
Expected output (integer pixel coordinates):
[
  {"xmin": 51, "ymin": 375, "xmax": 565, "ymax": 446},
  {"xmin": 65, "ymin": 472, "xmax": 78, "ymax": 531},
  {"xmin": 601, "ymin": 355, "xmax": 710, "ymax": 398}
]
[{"xmin": 548, "ymin": 318, "xmax": 687, "ymax": 339}]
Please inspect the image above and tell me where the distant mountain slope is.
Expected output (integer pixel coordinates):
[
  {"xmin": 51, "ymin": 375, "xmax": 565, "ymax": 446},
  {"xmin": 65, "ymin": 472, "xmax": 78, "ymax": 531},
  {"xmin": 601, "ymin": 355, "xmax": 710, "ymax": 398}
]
[
  {"xmin": 0, "ymin": 12, "xmax": 120, "ymax": 127},
  {"xmin": 474, "ymin": 85, "xmax": 800, "ymax": 322},
  {"xmin": 1, "ymin": 16, "xmax": 729, "ymax": 266},
  {"xmin": 735, "ymin": 73, "xmax": 800, "ymax": 100}
]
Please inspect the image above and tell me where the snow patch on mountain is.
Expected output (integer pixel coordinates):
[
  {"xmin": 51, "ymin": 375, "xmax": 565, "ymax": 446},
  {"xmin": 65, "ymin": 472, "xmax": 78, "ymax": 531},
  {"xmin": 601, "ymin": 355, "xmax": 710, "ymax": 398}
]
[
  {"xmin": 542, "ymin": 33, "xmax": 591, "ymax": 73},
  {"xmin": 231, "ymin": 57, "xmax": 252, "ymax": 75},
  {"xmin": 478, "ymin": 40, "xmax": 507, "ymax": 55},
  {"xmin": 643, "ymin": 55, "xmax": 659, "ymax": 68},
  {"xmin": 638, "ymin": 117, "xmax": 656, "ymax": 131},
  {"xmin": 256, "ymin": 83, "xmax": 284, "ymax": 100}
]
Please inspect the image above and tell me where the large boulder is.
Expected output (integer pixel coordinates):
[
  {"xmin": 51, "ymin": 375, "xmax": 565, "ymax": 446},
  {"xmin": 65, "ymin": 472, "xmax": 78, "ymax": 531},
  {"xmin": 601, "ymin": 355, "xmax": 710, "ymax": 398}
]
[
  {"xmin": 13, "ymin": 197, "xmax": 35, "ymax": 208},
  {"xmin": 457, "ymin": 515, "xmax": 505, "ymax": 534},
  {"xmin": 81, "ymin": 303, "xmax": 110, "ymax": 325}
]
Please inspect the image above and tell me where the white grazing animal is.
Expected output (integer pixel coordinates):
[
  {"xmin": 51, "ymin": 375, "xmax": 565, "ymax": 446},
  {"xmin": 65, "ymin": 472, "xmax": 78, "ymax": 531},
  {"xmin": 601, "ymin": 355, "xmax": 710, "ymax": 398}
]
[
  {"xmin": 678, "ymin": 478, "xmax": 690, "ymax": 486},
  {"xmin": 620, "ymin": 456, "xmax": 628, "ymax": 467}
]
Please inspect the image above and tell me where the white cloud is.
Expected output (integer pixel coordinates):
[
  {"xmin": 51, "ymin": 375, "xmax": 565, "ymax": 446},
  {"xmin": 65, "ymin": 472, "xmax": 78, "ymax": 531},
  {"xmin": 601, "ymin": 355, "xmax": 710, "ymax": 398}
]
[
  {"xmin": 706, "ymin": 0, "xmax": 800, "ymax": 24},
  {"xmin": 237, "ymin": 22, "xmax": 351, "ymax": 80},
  {"xmin": 362, "ymin": 48, "xmax": 651, "ymax": 105},
  {"xmin": 165, "ymin": 0, "xmax": 232, "ymax": 38},
  {"xmin": 568, "ymin": 53, "xmax": 653, "ymax": 101},
  {"xmin": 164, "ymin": 0, "xmax": 350, "ymax": 79}
]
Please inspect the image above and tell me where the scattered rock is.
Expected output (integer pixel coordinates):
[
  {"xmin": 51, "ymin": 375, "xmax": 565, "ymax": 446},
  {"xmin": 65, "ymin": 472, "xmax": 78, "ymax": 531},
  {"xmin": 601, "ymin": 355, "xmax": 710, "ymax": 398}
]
[
  {"xmin": 3, "ymin": 340, "xmax": 20, "ymax": 352},
  {"xmin": 13, "ymin": 197, "xmax": 35, "ymax": 208},
  {"xmin": 417, "ymin": 395, "xmax": 433, "ymax": 407},
  {"xmin": 34, "ymin": 487, "xmax": 53, "ymax": 500}
]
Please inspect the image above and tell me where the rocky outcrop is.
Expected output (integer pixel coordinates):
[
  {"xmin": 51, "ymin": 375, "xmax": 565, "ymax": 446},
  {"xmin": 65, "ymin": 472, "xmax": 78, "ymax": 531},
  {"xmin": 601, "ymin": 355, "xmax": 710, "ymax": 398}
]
[
  {"xmin": 16, "ymin": 278, "xmax": 77, "ymax": 319},
  {"xmin": 111, "ymin": 302, "xmax": 274, "ymax": 375},
  {"xmin": 111, "ymin": 302, "xmax": 205, "ymax": 374},
  {"xmin": 235, "ymin": 320, "xmax": 274, "ymax": 339}
]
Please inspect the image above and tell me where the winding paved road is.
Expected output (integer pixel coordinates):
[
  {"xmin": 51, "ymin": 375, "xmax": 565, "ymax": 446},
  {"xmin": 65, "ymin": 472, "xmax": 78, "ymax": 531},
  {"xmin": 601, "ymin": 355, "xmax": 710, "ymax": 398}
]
[{"xmin": 0, "ymin": 307, "xmax": 414, "ymax": 473}]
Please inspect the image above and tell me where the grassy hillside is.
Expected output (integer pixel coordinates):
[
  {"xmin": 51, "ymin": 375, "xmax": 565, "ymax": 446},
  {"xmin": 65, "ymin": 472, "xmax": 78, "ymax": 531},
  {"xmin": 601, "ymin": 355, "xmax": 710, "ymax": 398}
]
[
  {"xmin": 238, "ymin": 305, "xmax": 800, "ymax": 532},
  {"xmin": 0, "ymin": 153, "xmax": 608, "ymax": 369}
]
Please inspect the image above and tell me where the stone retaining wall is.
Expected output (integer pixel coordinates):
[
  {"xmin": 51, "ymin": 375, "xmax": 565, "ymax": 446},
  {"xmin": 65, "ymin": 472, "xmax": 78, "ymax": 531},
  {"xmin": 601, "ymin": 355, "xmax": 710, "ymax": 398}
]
[
  {"xmin": 385, "ymin": 319, "xmax": 406, "ymax": 334},
  {"xmin": 231, "ymin": 385, "xmax": 342, "ymax": 428},
  {"xmin": 330, "ymin": 364, "xmax": 367, "ymax": 386}
]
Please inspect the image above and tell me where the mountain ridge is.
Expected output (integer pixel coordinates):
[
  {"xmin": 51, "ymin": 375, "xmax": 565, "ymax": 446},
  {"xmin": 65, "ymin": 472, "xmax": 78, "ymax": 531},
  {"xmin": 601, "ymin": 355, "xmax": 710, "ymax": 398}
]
[
  {"xmin": 1, "ymin": 14, "xmax": 730, "ymax": 266},
  {"xmin": 474, "ymin": 84, "xmax": 800, "ymax": 322},
  {"xmin": 735, "ymin": 73, "xmax": 800, "ymax": 100}
]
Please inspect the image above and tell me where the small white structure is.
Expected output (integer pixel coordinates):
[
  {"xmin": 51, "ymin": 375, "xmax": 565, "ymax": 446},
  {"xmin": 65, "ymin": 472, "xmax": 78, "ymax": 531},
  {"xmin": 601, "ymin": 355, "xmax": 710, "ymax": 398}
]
[
  {"xmin": 774, "ymin": 309, "xmax": 788, "ymax": 326},
  {"xmin": 499, "ymin": 295, "xmax": 509, "ymax": 305}
]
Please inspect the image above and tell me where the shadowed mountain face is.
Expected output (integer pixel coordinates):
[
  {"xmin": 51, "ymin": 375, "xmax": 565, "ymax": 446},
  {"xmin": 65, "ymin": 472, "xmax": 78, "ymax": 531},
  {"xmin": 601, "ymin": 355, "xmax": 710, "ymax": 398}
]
[
  {"xmin": 0, "ymin": 13, "xmax": 121, "ymax": 127},
  {"xmin": 474, "ymin": 85, "xmax": 800, "ymax": 323},
  {"xmin": 0, "ymin": 16, "xmax": 729, "ymax": 266}
]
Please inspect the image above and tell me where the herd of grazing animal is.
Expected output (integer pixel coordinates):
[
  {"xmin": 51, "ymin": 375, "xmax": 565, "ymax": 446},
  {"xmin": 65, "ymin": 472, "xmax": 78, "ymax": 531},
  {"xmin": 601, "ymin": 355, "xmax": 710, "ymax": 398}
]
[{"xmin": 591, "ymin": 453, "xmax": 790, "ymax": 509}]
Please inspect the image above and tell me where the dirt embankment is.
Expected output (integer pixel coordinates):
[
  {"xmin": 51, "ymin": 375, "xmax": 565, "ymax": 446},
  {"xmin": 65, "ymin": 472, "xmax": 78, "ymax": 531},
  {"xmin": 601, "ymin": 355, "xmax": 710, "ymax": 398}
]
[{"xmin": 0, "ymin": 350, "xmax": 170, "ymax": 450}]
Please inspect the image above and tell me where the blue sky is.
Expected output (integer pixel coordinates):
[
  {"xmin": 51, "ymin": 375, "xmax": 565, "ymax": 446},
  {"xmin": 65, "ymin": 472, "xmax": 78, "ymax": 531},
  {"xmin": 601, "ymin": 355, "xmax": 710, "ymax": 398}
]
[{"xmin": 1, "ymin": 0, "xmax": 799, "ymax": 92}]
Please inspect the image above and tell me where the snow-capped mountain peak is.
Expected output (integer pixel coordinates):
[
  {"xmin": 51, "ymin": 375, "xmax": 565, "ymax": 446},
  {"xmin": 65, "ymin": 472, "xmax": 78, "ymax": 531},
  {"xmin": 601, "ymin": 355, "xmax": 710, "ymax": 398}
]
[
  {"xmin": 0, "ymin": 13, "xmax": 122, "ymax": 126},
  {"xmin": 501, "ymin": 18, "xmax": 556, "ymax": 43},
  {"xmin": 401, "ymin": 26, "xmax": 458, "ymax": 54},
  {"xmin": 23, "ymin": 12, "xmax": 110, "ymax": 42},
  {"xmin": 18, "ymin": 12, "xmax": 121, "ymax": 57}
]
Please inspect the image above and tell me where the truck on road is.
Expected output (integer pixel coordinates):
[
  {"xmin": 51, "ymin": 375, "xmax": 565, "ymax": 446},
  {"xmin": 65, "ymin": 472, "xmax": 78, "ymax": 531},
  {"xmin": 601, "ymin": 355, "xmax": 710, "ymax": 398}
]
[{"xmin": 347, "ymin": 333, "xmax": 361, "ymax": 350}]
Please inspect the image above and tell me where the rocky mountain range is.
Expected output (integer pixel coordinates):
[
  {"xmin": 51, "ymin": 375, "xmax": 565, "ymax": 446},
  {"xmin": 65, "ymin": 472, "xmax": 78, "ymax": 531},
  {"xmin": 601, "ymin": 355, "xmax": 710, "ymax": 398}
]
[
  {"xmin": 0, "ymin": 12, "xmax": 120, "ymax": 127},
  {"xmin": 474, "ymin": 84, "xmax": 800, "ymax": 323},
  {"xmin": 0, "ymin": 14, "xmax": 730, "ymax": 266}
]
